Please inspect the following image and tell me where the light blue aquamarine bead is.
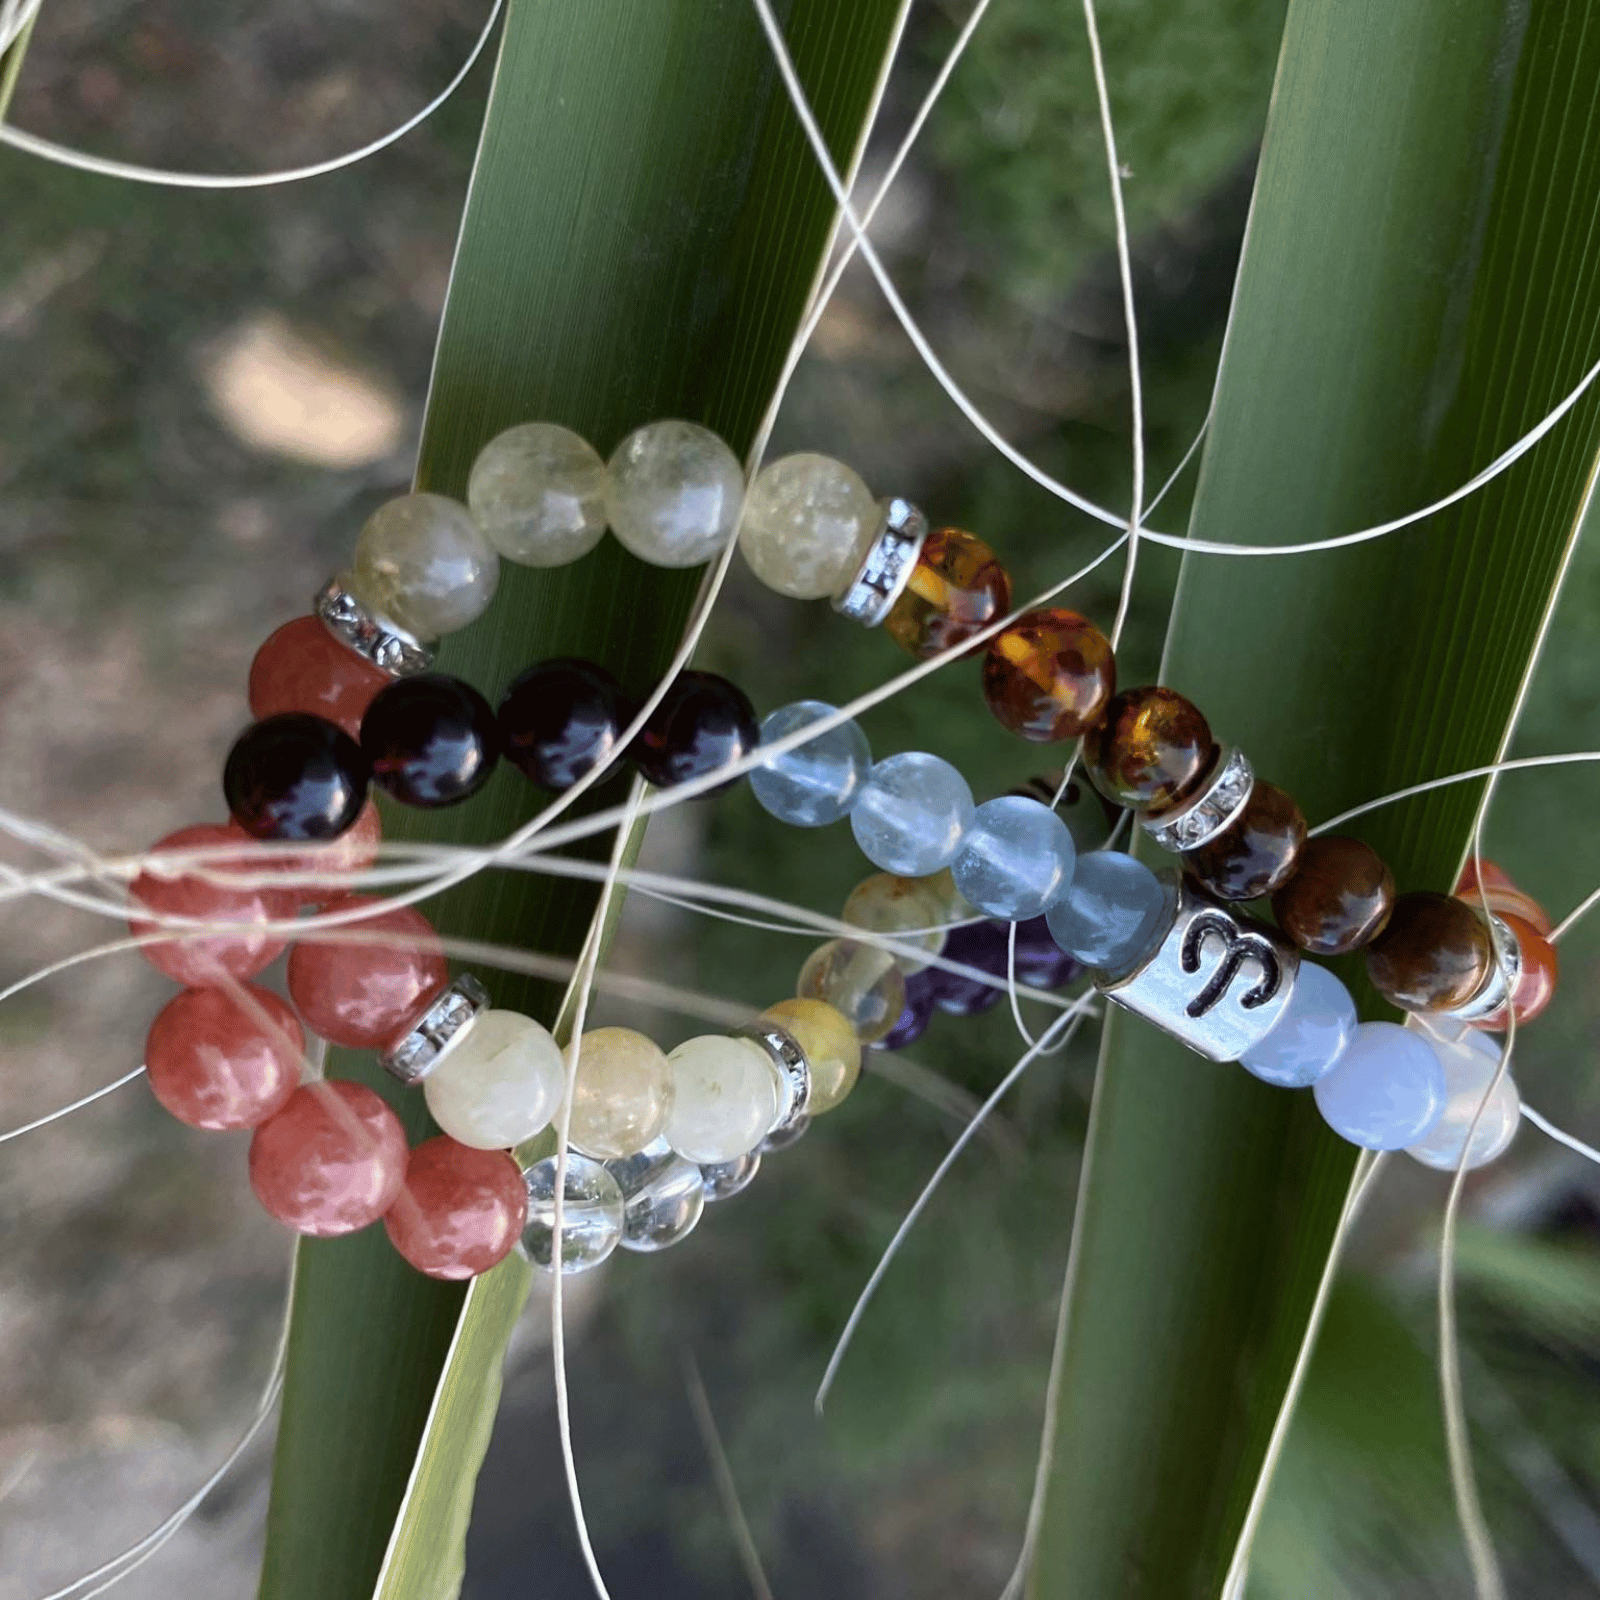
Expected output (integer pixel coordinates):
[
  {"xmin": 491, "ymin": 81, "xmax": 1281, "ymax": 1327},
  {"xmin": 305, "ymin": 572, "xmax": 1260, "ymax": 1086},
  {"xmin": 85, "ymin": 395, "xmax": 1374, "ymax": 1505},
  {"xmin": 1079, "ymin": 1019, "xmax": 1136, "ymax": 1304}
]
[
  {"xmin": 1045, "ymin": 850, "xmax": 1166, "ymax": 971},
  {"xmin": 1312, "ymin": 1021, "xmax": 1446, "ymax": 1150},
  {"xmin": 1238, "ymin": 963, "xmax": 1357, "ymax": 1088},
  {"xmin": 748, "ymin": 701, "xmax": 871, "ymax": 827},
  {"xmin": 850, "ymin": 752, "xmax": 975, "ymax": 877},
  {"xmin": 951, "ymin": 796, "xmax": 1076, "ymax": 920}
]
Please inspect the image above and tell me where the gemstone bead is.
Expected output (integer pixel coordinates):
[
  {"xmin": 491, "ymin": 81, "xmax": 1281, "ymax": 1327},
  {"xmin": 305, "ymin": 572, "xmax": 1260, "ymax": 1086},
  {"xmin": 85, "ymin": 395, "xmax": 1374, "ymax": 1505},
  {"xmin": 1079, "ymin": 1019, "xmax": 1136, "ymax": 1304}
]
[
  {"xmin": 1083, "ymin": 687, "xmax": 1215, "ymax": 813},
  {"xmin": 841, "ymin": 871, "xmax": 948, "ymax": 973},
  {"xmin": 872, "ymin": 968, "xmax": 937, "ymax": 1049},
  {"xmin": 423, "ymin": 1008, "xmax": 566, "ymax": 1150},
  {"xmin": 350, "ymin": 492, "xmax": 500, "ymax": 641},
  {"xmin": 605, "ymin": 419, "xmax": 744, "ymax": 568},
  {"xmin": 1471, "ymin": 911, "xmax": 1558, "ymax": 1031},
  {"xmin": 360, "ymin": 673, "xmax": 500, "ymax": 808},
  {"xmin": 145, "ymin": 983, "xmax": 303, "ymax": 1130},
  {"xmin": 1044, "ymin": 850, "xmax": 1167, "ymax": 971},
  {"xmin": 267, "ymin": 800, "xmax": 385, "ymax": 911},
  {"xmin": 286, "ymin": 894, "xmax": 448, "ymax": 1050},
  {"xmin": 248, "ymin": 1079, "xmax": 408, "ymax": 1236},
  {"xmin": 796, "ymin": 939, "xmax": 907, "ymax": 1044},
  {"xmin": 225, "ymin": 713, "xmax": 370, "ymax": 842},
  {"xmin": 467, "ymin": 421, "xmax": 607, "ymax": 568},
  {"xmin": 1405, "ymin": 1029, "xmax": 1519, "ymax": 1170},
  {"xmin": 498, "ymin": 658, "xmax": 634, "ymax": 792},
  {"xmin": 384, "ymin": 1137, "xmax": 528, "ymax": 1279},
  {"xmin": 1366, "ymin": 891, "xmax": 1494, "ymax": 1013},
  {"xmin": 1271, "ymin": 835, "xmax": 1395, "ymax": 955},
  {"xmin": 632, "ymin": 671, "xmax": 759, "ymax": 789},
  {"xmin": 925, "ymin": 919, "xmax": 1009, "ymax": 1015},
  {"xmin": 567, "ymin": 1026, "xmax": 674, "ymax": 1160},
  {"xmin": 885, "ymin": 526, "xmax": 1011, "ymax": 659},
  {"xmin": 761, "ymin": 997, "xmax": 861, "ymax": 1113},
  {"xmin": 1182, "ymin": 781, "xmax": 1305, "ymax": 902},
  {"xmin": 1312, "ymin": 1021, "xmax": 1446, "ymax": 1150},
  {"xmin": 1011, "ymin": 916, "xmax": 1080, "ymax": 989},
  {"xmin": 607, "ymin": 1138, "xmax": 707, "ymax": 1252},
  {"xmin": 749, "ymin": 701, "xmax": 870, "ymax": 827},
  {"xmin": 951, "ymin": 795, "xmax": 1076, "ymax": 920},
  {"xmin": 850, "ymin": 752, "xmax": 975, "ymax": 876},
  {"xmin": 738, "ymin": 452, "xmax": 877, "ymax": 598},
  {"xmin": 662, "ymin": 1035, "xmax": 783, "ymax": 1163},
  {"xmin": 1455, "ymin": 858, "xmax": 1551, "ymax": 935},
  {"xmin": 701, "ymin": 1151, "xmax": 761, "ymax": 1201},
  {"xmin": 1237, "ymin": 963, "xmax": 1356, "ymax": 1088},
  {"xmin": 521, "ymin": 1153, "xmax": 624, "ymax": 1272},
  {"xmin": 249, "ymin": 615, "xmax": 390, "ymax": 741},
  {"xmin": 983, "ymin": 609, "xmax": 1115, "ymax": 742}
]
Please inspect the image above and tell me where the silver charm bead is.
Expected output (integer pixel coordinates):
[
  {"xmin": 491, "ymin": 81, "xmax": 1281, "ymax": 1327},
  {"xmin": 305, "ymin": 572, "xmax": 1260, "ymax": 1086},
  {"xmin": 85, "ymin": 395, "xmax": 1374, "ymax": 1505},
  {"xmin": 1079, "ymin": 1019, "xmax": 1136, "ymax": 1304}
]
[
  {"xmin": 831, "ymin": 497, "xmax": 929, "ymax": 626},
  {"xmin": 1095, "ymin": 871, "xmax": 1299, "ymax": 1063},
  {"xmin": 1141, "ymin": 747, "xmax": 1254, "ymax": 854},
  {"xmin": 315, "ymin": 576, "xmax": 435, "ymax": 676},
  {"xmin": 1440, "ymin": 914, "xmax": 1522, "ymax": 1025},
  {"xmin": 701, "ymin": 1151, "xmax": 762, "ymax": 1202},
  {"xmin": 737, "ymin": 1021, "xmax": 811, "ymax": 1138},
  {"xmin": 381, "ymin": 974, "xmax": 489, "ymax": 1084}
]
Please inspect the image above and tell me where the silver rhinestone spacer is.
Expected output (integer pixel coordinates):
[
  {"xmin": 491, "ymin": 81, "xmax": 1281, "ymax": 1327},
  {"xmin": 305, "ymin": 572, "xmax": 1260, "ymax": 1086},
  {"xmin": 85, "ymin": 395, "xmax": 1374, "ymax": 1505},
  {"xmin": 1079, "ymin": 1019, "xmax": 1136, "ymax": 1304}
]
[
  {"xmin": 831, "ymin": 498, "xmax": 929, "ymax": 626},
  {"xmin": 1441, "ymin": 914, "xmax": 1522, "ymax": 1025},
  {"xmin": 315, "ymin": 576, "xmax": 435, "ymax": 676},
  {"xmin": 1142, "ymin": 746, "xmax": 1255, "ymax": 854},
  {"xmin": 381, "ymin": 974, "xmax": 490, "ymax": 1084},
  {"xmin": 737, "ymin": 1021, "xmax": 811, "ymax": 1139}
]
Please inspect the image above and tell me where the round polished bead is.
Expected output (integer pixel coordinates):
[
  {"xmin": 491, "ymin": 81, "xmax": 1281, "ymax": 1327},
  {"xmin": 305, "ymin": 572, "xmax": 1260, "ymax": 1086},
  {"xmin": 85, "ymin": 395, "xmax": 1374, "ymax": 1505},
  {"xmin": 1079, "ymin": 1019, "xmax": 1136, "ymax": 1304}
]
[
  {"xmin": 662, "ymin": 1034, "xmax": 783, "ymax": 1163},
  {"xmin": 360, "ymin": 673, "xmax": 500, "ymax": 808},
  {"xmin": 984, "ymin": 610, "xmax": 1115, "ymax": 742},
  {"xmin": 872, "ymin": 968, "xmax": 937, "ymax": 1049},
  {"xmin": 1012, "ymin": 915, "xmax": 1080, "ymax": 989},
  {"xmin": 761, "ymin": 997, "xmax": 861, "ymax": 1114},
  {"xmin": 268, "ymin": 800, "xmax": 385, "ymax": 911},
  {"xmin": 633, "ymin": 671, "xmax": 759, "ymax": 789},
  {"xmin": 1183, "ymin": 781, "xmax": 1305, "ymax": 902},
  {"xmin": 145, "ymin": 983, "xmax": 303, "ymax": 1130},
  {"xmin": 1271, "ymin": 835, "xmax": 1395, "ymax": 955},
  {"xmin": 796, "ymin": 939, "xmax": 906, "ymax": 1044},
  {"xmin": 384, "ymin": 1137, "xmax": 528, "ymax": 1279},
  {"xmin": 605, "ymin": 419, "xmax": 744, "ymax": 568},
  {"xmin": 739, "ymin": 452, "xmax": 877, "ymax": 599},
  {"xmin": 607, "ymin": 1138, "xmax": 707, "ymax": 1252},
  {"xmin": 1405, "ymin": 1030, "xmax": 1519, "ymax": 1170},
  {"xmin": 1084, "ymin": 687, "xmax": 1215, "ymax": 814},
  {"xmin": 423, "ymin": 1008, "xmax": 566, "ymax": 1150},
  {"xmin": 225, "ymin": 713, "xmax": 370, "ymax": 842},
  {"xmin": 925, "ymin": 919, "xmax": 1009, "ymax": 1015},
  {"xmin": 521, "ymin": 1153, "xmax": 624, "ymax": 1273},
  {"xmin": 1313, "ymin": 1021, "xmax": 1446, "ymax": 1149},
  {"xmin": 1238, "ymin": 963, "xmax": 1356, "ymax": 1088},
  {"xmin": 951, "ymin": 795, "xmax": 1077, "ymax": 921},
  {"xmin": 249, "ymin": 615, "xmax": 390, "ymax": 741},
  {"xmin": 841, "ymin": 871, "xmax": 948, "ymax": 973},
  {"xmin": 567, "ymin": 1026, "xmax": 674, "ymax": 1160},
  {"xmin": 467, "ymin": 422, "xmax": 607, "ymax": 568},
  {"xmin": 350, "ymin": 492, "xmax": 500, "ymax": 641},
  {"xmin": 1366, "ymin": 892, "xmax": 1495, "ymax": 1013},
  {"xmin": 1045, "ymin": 850, "xmax": 1167, "ymax": 971},
  {"xmin": 1471, "ymin": 911, "xmax": 1559, "ymax": 1031},
  {"xmin": 749, "ymin": 701, "xmax": 870, "ymax": 827},
  {"xmin": 885, "ymin": 526, "xmax": 1011, "ymax": 660},
  {"xmin": 498, "ymin": 657, "xmax": 633, "ymax": 792},
  {"xmin": 248, "ymin": 1079, "xmax": 408, "ymax": 1236},
  {"xmin": 1455, "ymin": 858, "xmax": 1552, "ymax": 935},
  {"xmin": 701, "ymin": 1150, "xmax": 761, "ymax": 1201},
  {"xmin": 850, "ymin": 752, "xmax": 975, "ymax": 876},
  {"xmin": 286, "ymin": 894, "xmax": 448, "ymax": 1050}
]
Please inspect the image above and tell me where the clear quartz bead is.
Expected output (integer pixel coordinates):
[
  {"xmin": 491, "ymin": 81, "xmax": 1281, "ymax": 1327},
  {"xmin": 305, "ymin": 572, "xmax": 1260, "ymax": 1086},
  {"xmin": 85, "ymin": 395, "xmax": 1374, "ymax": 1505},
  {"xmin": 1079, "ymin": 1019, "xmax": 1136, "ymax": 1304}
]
[
  {"xmin": 350, "ymin": 492, "xmax": 500, "ymax": 641},
  {"xmin": 423, "ymin": 1008, "xmax": 566, "ymax": 1150},
  {"xmin": 738, "ymin": 452, "xmax": 877, "ymax": 599},
  {"xmin": 662, "ymin": 1034, "xmax": 783, "ymax": 1163},
  {"xmin": 701, "ymin": 1151, "xmax": 762, "ymax": 1201},
  {"xmin": 521, "ymin": 1153, "xmax": 624, "ymax": 1273},
  {"xmin": 850, "ymin": 752, "xmax": 975, "ymax": 877},
  {"xmin": 467, "ymin": 422, "xmax": 608, "ymax": 567},
  {"xmin": 607, "ymin": 1137, "xmax": 707, "ymax": 1252},
  {"xmin": 951, "ymin": 795, "xmax": 1077, "ymax": 921},
  {"xmin": 604, "ymin": 419, "xmax": 744, "ymax": 568},
  {"xmin": 749, "ymin": 701, "xmax": 871, "ymax": 827},
  {"xmin": 567, "ymin": 1026, "xmax": 674, "ymax": 1160},
  {"xmin": 1405, "ymin": 1027, "xmax": 1520, "ymax": 1170}
]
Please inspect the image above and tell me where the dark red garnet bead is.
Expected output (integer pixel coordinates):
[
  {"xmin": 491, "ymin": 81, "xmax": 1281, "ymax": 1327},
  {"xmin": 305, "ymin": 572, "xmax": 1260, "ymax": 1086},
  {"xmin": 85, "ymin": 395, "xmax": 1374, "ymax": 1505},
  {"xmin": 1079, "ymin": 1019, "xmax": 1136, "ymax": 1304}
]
[
  {"xmin": 224, "ymin": 712, "xmax": 370, "ymax": 841},
  {"xmin": 632, "ymin": 670, "xmax": 759, "ymax": 790},
  {"xmin": 361, "ymin": 673, "xmax": 499, "ymax": 808},
  {"xmin": 498, "ymin": 658, "xmax": 635, "ymax": 792}
]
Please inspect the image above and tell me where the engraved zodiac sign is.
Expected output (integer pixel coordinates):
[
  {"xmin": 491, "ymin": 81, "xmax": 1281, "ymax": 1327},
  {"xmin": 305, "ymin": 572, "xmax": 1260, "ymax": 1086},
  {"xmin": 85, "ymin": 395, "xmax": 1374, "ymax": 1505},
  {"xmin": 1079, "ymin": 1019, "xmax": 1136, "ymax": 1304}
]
[{"xmin": 1180, "ymin": 911, "xmax": 1283, "ymax": 1018}]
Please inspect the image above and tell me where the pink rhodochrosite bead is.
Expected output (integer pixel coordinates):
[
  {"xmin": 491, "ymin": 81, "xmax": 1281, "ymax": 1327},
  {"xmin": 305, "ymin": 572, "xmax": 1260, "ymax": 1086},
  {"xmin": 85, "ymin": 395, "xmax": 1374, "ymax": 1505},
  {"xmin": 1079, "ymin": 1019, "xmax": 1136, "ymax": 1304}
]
[
  {"xmin": 145, "ymin": 984, "xmax": 304, "ymax": 1130},
  {"xmin": 130, "ymin": 824, "xmax": 287, "ymax": 987},
  {"xmin": 286, "ymin": 894, "xmax": 447, "ymax": 1050},
  {"xmin": 249, "ymin": 1079, "xmax": 407, "ymax": 1235},
  {"xmin": 249, "ymin": 615, "xmax": 390, "ymax": 741},
  {"xmin": 383, "ymin": 1136, "xmax": 527, "ymax": 1280},
  {"xmin": 235, "ymin": 799, "xmax": 383, "ymax": 911}
]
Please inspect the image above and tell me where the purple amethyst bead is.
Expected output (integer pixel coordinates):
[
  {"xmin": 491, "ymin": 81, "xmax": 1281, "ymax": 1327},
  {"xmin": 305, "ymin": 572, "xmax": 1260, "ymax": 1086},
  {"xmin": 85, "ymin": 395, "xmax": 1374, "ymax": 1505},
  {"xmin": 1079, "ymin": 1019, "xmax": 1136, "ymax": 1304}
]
[
  {"xmin": 1012, "ymin": 916, "xmax": 1080, "ymax": 990},
  {"xmin": 873, "ymin": 968, "xmax": 938, "ymax": 1050},
  {"xmin": 925, "ymin": 919, "xmax": 1011, "ymax": 1015}
]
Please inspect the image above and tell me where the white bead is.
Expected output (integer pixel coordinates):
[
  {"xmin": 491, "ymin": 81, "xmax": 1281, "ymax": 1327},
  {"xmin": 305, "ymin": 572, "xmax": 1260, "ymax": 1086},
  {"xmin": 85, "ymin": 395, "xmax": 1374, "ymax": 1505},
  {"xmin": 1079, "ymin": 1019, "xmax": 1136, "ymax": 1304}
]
[
  {"xmin": 567, "ymin": 1026, "xmax": 674, "ymax": 1160},
  {"xmin": 467, "ymin": 422, "xmax": 608, "ymax": 567},
  {"xmin": 423, "ymin": 1008, "xmax": 565, "ymax": 1149},
  {"xmin": 604, "ymin": 420, "xmax": 744, "ymax": 568},
  {"xmin": 738, "ymin": 452, "xmax": 877, "ymax": 598},
  {"xmin": 662, "ymin": 1034, "xmax": 782, "ymax": 1163},
  {"xmin": 1312, "ymin": 1021, "xmax": 1446, "ymax": 1150},
  {"xmin": 1405, "ymin": 1028, "xmax": 1520, "ymax": 1171},
  {"xmin": 350, "ymin": 492, "xmax": 500, "ymax": 641}
]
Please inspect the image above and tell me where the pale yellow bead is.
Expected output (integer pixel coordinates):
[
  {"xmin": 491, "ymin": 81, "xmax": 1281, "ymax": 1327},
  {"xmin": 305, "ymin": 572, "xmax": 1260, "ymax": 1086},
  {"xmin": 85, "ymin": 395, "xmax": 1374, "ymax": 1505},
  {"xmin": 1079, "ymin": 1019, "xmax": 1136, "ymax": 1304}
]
[
  {"xmin": 762, "ymin": 997, "xmax": 861, "ymax": 1115},
  {"xmin": 842, "ymin": 871, "xmax": 947, "ymax": 973},
  {"xmin": 738, "ymin": 452, "xmax": 877, "ymax": 599},
  {"xmin": 467, "ymin": 422, "xmax": 608, "ymax": 568},
  {"xmin": 919, "ymin": 866, "xmax": 975, "ymax": 924},
  {"xmin": 662, "ymin": 1034, "xmax": 782, "ymax": 1163},
  {"xmin": 797, "ymin": 939, "xmax": 905, "ymax": 1045},
  {"xmin": 423, "ymin": 1009, "xmax": 564, "ymax": 1150},
  {"xmin": 604, "ymin": 419, "xmax": 744, "ymax": 568},
  {"xmin": 567, "ymin": 1026, "xmax": 673, "ymax": 1159},
  {"xmin": 350, "ymin": 492, "xmax": 500, "ymax": 640}
]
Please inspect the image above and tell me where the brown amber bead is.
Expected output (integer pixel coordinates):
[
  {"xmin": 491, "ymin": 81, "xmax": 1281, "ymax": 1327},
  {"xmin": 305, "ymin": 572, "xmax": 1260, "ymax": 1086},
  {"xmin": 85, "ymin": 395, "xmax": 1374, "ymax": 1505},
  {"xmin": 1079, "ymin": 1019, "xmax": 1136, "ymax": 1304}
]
[
  {"xmin": 1366, "ymin": 890, "xmax": 1493, "ymax": 1013},
  {"xmin": 885, "ymin": 527, "xmax": 1011, "ymax": 659},
  {"xmin": 1182, "ymin": 782, "xmax": 1305, "ymax": 901},
  {"xmin": 1272, "ymin": 834, "xmax": 1395, "ymax": 954},
  {"xmin": 982, "ymin": 608, "xmax": 1115, "ymax": 742},
  {"xmin": 1083, "ymin": 686, "xmax": 1214, "ymax": 813}
]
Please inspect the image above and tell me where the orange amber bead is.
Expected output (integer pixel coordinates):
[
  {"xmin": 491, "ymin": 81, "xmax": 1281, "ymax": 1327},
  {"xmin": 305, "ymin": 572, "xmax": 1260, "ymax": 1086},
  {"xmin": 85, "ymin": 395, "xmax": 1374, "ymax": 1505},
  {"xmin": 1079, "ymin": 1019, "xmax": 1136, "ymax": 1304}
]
[
  {"xmin": 884, "ymin": 527, "xmax": 1011, "ymax": 659},
  {"xmin": 1083, "ymin": 686, "xmax": 1213, "ymax": 813},
  {"xmin": 982, "ymin": 608, "xmax": 1115, "ymax": 742},
  {"xmin": 1271, "ymin": 834, "xmax": 1394, "ymax": 954},
  {"xmin": 1470, "ymin": 912, "xmax": 1559, "ymax": 1031},
  {"xmin": 1182, "ymin": 781, "xmax": 1305, "ymax": 901},
  {"xmin": 1453, "ymin": 858, "xmax": 1552, "ymax": 935},
  {"xmin": 1366, "ymin": 891, "xmax": 1493, "ymax": 1013}
]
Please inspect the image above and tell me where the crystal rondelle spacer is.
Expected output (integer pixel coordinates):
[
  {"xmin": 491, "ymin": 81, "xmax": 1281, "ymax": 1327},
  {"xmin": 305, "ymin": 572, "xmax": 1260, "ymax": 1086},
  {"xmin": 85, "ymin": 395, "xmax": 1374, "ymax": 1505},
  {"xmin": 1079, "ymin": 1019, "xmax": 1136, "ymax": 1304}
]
[
  {"xmin": 831, "ymin": 498, "xmax": 929, "ymax": 626},
  {"xmin": 315, "ymin": 576, "xmax": 435, "ymax": 677},
  {"xmin": 382, "ymin": 974, "xmax": 490, "ymax": 1085},
  {"xmin": 1140, "ymin": 746, "xmax": 1254, "ymax": 853},
  {"xmin": 1440, "ymin": 913, "xmax": 1522, "ymax": 1024},
  {"xmin": 737, "ymin": 1021, "xmax": 811, "ymax": 1138}
]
